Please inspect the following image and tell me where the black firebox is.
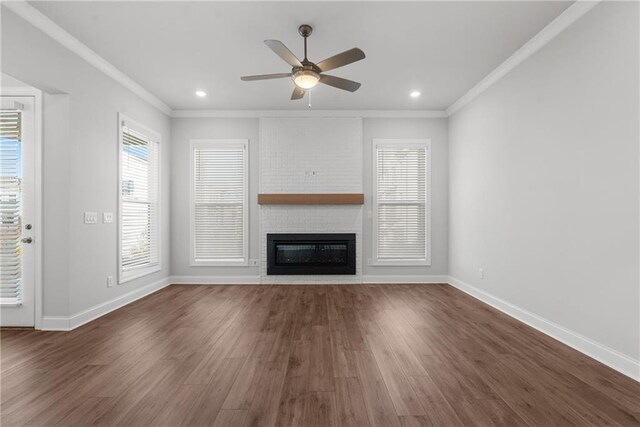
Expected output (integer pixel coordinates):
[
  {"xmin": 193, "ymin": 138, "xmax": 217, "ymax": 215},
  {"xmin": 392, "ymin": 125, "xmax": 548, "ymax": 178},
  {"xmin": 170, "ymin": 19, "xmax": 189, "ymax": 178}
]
[{"xmin": 267, "ymin": 233, "xmax": 356, "ymax": 275}]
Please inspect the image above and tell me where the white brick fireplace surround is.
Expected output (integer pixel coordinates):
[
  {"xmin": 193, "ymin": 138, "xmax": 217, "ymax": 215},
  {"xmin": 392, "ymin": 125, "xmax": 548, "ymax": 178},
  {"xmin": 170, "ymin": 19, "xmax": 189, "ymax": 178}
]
[{"xmin": 259, "ymin": 118, "xmax": 363, "ymax": 284}]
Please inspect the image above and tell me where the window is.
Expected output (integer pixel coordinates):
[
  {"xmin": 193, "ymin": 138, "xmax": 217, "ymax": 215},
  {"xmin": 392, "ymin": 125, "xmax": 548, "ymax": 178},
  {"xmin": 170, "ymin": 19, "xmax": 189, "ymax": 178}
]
[
  {"xmin": 190, "ymin": 140, "xmax": 248, "ymax": 266},
  {"xmin": 373, "ymin": 139, "xmax": 431, "ymax": 265},
  {"xmin": 118, "ymin": 115, "xmax": 160, "ymax": 283}
]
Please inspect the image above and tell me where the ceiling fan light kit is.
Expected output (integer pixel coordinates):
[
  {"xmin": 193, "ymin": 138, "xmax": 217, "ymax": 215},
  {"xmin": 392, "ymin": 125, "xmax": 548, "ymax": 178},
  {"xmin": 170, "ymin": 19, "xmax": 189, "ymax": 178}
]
[
  {"xmin": 293, "ymin": 69, "xmax": 320, "ymax": 90},
  {"xmin": 241, "ymin": 24, "xmax": 365, "ymax": 100}
]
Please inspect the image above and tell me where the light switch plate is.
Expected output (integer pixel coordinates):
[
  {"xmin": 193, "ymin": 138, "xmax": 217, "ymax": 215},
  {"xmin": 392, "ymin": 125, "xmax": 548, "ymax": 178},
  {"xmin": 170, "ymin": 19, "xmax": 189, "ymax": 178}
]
[
  {"xmin": 84, "ymin": 211, "xmax": 98, "ymax": 224},
  {"xmin": 103, "ymin": 212, "xmax": 114, "ymax": 223}
]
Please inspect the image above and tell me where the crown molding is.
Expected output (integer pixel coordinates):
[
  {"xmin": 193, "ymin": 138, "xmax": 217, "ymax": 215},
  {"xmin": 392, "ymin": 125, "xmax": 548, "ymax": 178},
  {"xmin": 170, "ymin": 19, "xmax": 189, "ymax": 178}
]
[
  {"xmin": 446, "ymin": 0, "xmax": 601, "ymax": 116},
  {"xmin": 5, "ymin": 0, "xmax": 600, "ymax": 119},
  {"xmin": 171, "ymin": 109, "xmax": 448, "ymax": 118},
  {"xmin": 3, "ymin": 0, "xmax": 173, "ymax": 116}
]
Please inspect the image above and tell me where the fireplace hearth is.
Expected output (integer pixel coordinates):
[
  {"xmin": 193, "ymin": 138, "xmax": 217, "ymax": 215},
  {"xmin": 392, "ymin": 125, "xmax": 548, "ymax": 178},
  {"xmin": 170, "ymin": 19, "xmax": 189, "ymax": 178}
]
[{"xmin": 267, "ymin": 233, "xmax": 356, "ymax": 275}]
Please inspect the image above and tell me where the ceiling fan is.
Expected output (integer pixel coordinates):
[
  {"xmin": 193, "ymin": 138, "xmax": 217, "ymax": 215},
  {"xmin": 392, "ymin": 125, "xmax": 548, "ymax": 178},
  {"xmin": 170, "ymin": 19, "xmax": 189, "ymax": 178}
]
[{"xmin": 241, "ymin": 24, "xmax": 365, "ymax": 100}]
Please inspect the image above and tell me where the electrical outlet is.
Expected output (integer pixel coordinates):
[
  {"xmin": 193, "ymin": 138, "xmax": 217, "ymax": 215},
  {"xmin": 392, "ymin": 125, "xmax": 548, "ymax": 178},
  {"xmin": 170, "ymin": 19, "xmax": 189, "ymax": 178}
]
[
  {"xmin": 478, "ymin": 268, "xmax": 484, "ymax": 279},
  {"xmin": 107, "ymin": 276, "xmax": 114, "ymax": 288},
  {"xmin": 103, "ymin": 212, "xmax": 114, "ymax": 223},
  {"xmin": 84, "ymin": 211, "xmax": 98, "ymax": 224},
  {"xmin": 249, "ymin": 259, "xmax": 259, "ymax": 267}
]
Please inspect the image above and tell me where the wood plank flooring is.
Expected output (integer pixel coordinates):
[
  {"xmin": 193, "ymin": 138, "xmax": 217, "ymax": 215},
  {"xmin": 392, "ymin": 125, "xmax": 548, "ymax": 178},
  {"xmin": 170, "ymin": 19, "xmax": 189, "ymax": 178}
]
[{"xmin": 1, "ymin": 284, "xmax": 639, "ymax": 426}]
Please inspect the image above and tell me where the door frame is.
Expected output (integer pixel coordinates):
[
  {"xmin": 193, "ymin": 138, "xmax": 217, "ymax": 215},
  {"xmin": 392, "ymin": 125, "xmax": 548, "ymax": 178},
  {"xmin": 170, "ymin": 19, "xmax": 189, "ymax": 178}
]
[{"xmin": 1, "ymin": 88, "xmax": 43, "ymax": 329}]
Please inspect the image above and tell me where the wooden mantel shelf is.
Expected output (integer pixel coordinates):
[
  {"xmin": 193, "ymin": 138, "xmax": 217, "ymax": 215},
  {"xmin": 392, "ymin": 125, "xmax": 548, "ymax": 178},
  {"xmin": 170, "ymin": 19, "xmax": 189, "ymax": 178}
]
[{"xmin": 258, "ymin": 193, "xmax": 364, "ymax": 205}]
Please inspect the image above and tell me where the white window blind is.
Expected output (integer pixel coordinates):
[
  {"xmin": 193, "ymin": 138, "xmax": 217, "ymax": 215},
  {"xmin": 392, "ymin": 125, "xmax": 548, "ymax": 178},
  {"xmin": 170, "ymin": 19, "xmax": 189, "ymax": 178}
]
[
  {"xmin": 119, "ymin": 120, "xmax": 160, "ymax": 281},
  {"xmin": 375, "ymin": 140, "xmax": 429, "ymax": 263},
  {"xmin": 0, "ymin": 110, "xmax": 22, "ymax": 304},
  {"xmin": 191, "ymin": 141, "xmax": 247, "ymax": 265}
]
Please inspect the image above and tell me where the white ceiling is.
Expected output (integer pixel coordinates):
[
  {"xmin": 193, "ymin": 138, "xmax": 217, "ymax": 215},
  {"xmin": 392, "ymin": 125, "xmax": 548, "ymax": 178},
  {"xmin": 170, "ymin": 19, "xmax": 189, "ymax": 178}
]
[{"xmin": 31, "ymin": 1, "xmax": 572, "ymax": 111}]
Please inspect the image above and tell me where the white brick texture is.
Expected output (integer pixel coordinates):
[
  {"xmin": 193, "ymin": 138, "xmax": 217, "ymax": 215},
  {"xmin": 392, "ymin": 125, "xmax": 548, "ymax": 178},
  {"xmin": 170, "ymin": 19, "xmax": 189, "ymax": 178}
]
[{"xmin": 259, "ymin": 118, "xmax": 363, "ymax": 284}]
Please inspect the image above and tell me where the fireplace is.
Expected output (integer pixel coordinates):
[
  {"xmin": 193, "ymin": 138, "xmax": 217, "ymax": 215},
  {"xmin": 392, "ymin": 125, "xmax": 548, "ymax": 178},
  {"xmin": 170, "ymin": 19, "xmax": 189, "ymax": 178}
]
[{"xmin": 267, "ymin": 233, "xmax": 356, "ymax": 275}]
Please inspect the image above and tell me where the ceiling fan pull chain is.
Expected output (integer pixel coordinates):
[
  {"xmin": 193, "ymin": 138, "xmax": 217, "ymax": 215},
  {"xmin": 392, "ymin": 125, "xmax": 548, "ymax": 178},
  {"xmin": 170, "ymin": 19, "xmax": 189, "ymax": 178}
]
[{"xmin": 308, "ymin": 90, "xmax": 312, "ymax": 109}]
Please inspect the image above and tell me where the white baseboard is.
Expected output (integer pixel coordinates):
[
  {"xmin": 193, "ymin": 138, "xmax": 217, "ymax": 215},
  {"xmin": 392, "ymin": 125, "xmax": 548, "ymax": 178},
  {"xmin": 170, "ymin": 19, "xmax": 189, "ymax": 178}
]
[
  {"xmin": 40, "ymin": 316, "xmax": 72, "ymax": 331},
  {"xmin": 447, "ymin": 276, "xmax": 640, "ymax": 382},
  {"xmin": 41, "ymin": 276, "xmax": 171, "ymax": 332},
  {"xmin": 362, "ymin": 275, "xmax": 449, "ymax": 284},
  {"xmin": 169, "ymin": 275, "xmax": 449, "ymax": 285},
  {"xmin": 170, "ymin": 275, "xmax": 261, "ymax": 285}
]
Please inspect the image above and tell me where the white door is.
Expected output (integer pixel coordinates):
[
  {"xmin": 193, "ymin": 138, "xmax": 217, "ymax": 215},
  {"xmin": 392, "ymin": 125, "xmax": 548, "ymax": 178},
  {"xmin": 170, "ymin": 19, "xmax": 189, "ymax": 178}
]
[{"xmin": 0, "ymin": 96, "xmax": 36, "ymax": 327}]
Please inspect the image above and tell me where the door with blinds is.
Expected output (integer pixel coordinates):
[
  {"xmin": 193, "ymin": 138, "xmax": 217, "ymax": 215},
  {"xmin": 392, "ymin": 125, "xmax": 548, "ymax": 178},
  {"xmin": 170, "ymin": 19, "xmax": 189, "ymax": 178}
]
[{"xmin": 1, "ymin": 96, "xmax": 36, "ymax": 327}]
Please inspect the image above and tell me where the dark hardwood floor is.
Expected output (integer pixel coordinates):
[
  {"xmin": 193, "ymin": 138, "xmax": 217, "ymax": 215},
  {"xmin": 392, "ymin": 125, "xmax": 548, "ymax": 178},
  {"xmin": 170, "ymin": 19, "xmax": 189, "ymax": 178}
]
[{"xmin": 1, "ymin": 284, "xmax": 639, "ymax": 426}]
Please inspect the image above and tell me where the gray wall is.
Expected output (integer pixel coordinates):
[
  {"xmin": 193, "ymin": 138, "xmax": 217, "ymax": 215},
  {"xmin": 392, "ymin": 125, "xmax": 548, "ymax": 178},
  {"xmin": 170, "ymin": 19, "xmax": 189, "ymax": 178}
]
[
  {"xmin": 448, "ymin": 2, "xmax": 639, "ymax": 360},
  {"xmin": 170, "ymin": 117, "xmax": 449, "ymax": 280},
  {"xmin": 2, "ymin": 9, "xmax": 172, "ymax": 316}
]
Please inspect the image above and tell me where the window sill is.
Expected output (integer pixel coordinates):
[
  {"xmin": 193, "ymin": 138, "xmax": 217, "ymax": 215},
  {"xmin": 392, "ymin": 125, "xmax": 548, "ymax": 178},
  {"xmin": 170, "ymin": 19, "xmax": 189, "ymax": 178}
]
[
  {"xmin": 120, "ymin": 264, "xmax": 161, "ymax": 284},
  {"xmin": 369, "ymin": 259, "xmax": 431, "ymax": 267},
  {"xmin": 0, "ymin": 301, "xmax": 22, "ymax": 307}
]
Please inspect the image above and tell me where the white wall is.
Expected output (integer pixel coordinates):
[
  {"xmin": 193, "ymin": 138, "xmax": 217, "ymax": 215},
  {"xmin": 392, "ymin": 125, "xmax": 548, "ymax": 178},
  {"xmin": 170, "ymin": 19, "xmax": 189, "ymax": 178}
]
[
  {"xmin": 449, "ymin": 0, "xmax": 639, "ymax": 364},
  {"xmin": 171, "ymin": 116, "xmax": 449, "ymax": 281},
  {"xmin": 1, "ymin": 8, "xmax": 172, "ymax": 317}
]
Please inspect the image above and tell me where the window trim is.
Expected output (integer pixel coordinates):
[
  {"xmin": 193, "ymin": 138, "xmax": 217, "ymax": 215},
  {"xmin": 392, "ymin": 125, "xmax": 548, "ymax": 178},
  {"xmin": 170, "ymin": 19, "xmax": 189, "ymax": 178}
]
[
  {"xmin": 117, "ymin": 113, "xmax": 162, "ymax": 284},
  {"xmin": 189, "ymin": 139, "xmax": 249, "ymax": 267},
  {"xmin": 371, "ymin": 138, "xmax": 432, "ymax": 266}
]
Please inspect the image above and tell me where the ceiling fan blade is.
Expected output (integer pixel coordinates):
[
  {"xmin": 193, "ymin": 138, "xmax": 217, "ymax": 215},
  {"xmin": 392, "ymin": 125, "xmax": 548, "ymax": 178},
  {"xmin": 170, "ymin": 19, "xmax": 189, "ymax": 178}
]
[
  {"xmin": 316, "ymin": 48, "xmax": 365, "ymax": 72},
  {"xmin": 264, "ymin": 40, "xmax": 303, "ymax": 67},
  {"xmin": 241, "ymin": 73, "xmax": 292, "ymax": 81},
  {"xmin": 291, "ymin": 86, "xmax": 305, "ymax": 100},
  {"xmin": 319, "ymin": 74, "xmax": 361, "ymax": 92}
]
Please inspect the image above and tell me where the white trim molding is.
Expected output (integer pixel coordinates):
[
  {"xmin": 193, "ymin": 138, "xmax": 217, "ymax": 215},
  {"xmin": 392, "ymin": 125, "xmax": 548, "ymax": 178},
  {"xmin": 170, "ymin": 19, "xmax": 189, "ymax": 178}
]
[
  {"xmin": 3, "ymin": 0, "xmax": 172, "ymax": 116},
  {"xmin": 40, "ymin": 316, "xmax": 71, "ymax": 331},
  {"xmin": 172, "ymin": 110, "xmax": 448, "ymax": 119},
  {"xmin": 41, "ymin": 276, "xmax": 171, "ymax": 331},
  {"xmin": 362, "ymin": 275, "xmax": 449, "ymax": 284},
  {"xmin": 446, "ymin": 0, "xmax": 601, "ymax": 116},
  {"xmin": 170, "ymin": 275, "xmax": 261, "ymax": 285},
  {"xmin": 447, "ymin": 276, "xmax": 640, "ymax": 382},
  {"xmin": 169, "ymin": 275, "xmax": 450, "ymax": 285}
]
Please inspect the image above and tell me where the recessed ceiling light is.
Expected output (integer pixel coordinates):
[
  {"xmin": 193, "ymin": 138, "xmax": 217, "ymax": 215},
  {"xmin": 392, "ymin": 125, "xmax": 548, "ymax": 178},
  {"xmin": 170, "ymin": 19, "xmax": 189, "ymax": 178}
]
[
  {"xmin": 195, "ymin": 90, "xmax": 207, "ymax": 98},
  {"xmin": 410, "ymin": 91, "xmax": 421, "ymax": 98}
]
